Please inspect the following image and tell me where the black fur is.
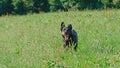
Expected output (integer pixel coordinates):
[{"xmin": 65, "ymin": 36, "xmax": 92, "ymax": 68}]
[{"xmin": 60, "ymin": 22, "xmax": 78, "ymax": 51}]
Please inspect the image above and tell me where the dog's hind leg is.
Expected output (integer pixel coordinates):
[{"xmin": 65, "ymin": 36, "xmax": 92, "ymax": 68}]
[{"xmin": 74, "ymin": 43, "xmax": 78, "ymax": 51}]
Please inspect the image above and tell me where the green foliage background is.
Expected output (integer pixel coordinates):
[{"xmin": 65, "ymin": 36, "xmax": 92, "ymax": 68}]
[{"xmin": 0, "ymin": 0, "xmax": 120, "ymax": 15}]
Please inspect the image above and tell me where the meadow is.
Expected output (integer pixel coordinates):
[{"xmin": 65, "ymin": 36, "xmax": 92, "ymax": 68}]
[{"xmin": 0, "ymin": 10, "xmax": 120, "ymax": 68}]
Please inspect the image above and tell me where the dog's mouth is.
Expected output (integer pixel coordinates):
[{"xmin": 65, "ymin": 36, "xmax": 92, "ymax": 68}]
[{"xmin": 62, "ymin": 32, "xmax": 69, "ymax": 40}]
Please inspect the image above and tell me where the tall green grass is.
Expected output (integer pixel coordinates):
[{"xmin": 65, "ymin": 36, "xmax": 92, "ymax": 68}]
[{"xmin": 0, "ymin": 10, "xmax": 120, "ymax": 68}]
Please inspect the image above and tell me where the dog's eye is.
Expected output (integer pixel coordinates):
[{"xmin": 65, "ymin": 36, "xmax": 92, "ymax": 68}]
[{"xmin": 63, "ymin": 28, "xmax": 66, "ymax": 31}]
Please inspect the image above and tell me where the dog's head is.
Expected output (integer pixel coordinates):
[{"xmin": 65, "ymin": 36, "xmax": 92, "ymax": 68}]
[{"xmin": 61, "ymin": 22, "xmax": 72, "ymax": 41}]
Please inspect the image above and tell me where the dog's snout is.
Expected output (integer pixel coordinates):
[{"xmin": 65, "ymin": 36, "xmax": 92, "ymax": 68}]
[{"xmin": 62, "ymin": 32, "xmax": 68, "ymax": 40}]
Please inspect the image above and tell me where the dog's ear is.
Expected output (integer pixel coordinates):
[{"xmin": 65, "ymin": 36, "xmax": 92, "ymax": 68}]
[
  {"xmin": 61, "ymin": 22, "xmax": 65, "ymax": 31},
  {"xmin": 68, "ymin": 24, "xmax": 72, "ymax": 30}
]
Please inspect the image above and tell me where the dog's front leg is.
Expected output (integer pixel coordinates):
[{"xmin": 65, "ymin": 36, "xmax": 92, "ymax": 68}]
[{"xmin": 63, "ymin": 43, "xmax": 66, "ymax": 48}]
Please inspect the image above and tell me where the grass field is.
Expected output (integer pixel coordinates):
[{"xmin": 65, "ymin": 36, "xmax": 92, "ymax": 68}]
[{"xmin": 0, "ymin": 10, "xmax": 120, "ymax": 68}]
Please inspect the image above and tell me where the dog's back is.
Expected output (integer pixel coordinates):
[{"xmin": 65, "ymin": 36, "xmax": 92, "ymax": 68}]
[
  {"xmin": 71, "ymin": 29, "xmax": 78, "ymax": 51},
  {"xmin": 72, "ymin": 29, "xmax": 78, "ymax": 44}
]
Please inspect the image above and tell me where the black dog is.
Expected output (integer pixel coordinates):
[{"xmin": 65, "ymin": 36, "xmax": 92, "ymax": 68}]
[{"xmin": 60, "ymin": 22, "xmax": 78, "ymax": 51}]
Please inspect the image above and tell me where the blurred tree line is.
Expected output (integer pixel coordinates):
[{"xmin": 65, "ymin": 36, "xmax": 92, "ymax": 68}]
[{"xmin": 0, "ymin": 0, "xmax": 120, "ymax": 15}]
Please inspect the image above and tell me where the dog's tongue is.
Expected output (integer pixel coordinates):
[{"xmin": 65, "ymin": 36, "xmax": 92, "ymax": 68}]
[{"xmin": 62, "ymin": 32, "xmax": 65, "ymax": 35}]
